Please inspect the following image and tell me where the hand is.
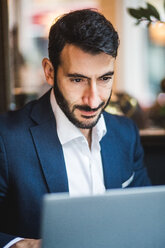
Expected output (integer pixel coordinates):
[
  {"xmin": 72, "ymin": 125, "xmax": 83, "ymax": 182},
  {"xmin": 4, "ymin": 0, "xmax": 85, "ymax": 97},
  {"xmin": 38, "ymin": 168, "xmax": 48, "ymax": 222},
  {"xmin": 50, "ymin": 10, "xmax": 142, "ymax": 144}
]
[{"xmin": 11, "ymin": 239, "xmax": 41, "ymax": 248}]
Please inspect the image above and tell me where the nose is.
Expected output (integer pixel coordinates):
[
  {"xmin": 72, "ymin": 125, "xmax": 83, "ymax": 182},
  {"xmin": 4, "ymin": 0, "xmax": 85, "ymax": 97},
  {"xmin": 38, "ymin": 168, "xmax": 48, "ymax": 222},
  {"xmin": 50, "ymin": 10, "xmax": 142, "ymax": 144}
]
[{"xmin": 82, "ymin": 82, "xmax": 100, "ymax": 109}]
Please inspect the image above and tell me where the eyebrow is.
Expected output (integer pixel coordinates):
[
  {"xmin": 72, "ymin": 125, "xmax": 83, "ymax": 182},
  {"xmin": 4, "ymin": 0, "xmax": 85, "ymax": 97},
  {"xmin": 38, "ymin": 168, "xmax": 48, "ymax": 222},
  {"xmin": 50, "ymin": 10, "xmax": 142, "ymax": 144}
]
[
  {"xmin": 67, "ymin": 73, "xmax": 90, "ymax": 79},
  {"xmin": 67, "ymin": 71, "xmax": 114, "ymax": 79},
  {"xmin": 99, "ymin": 71, "xmax": 114, "ymax": 78}
]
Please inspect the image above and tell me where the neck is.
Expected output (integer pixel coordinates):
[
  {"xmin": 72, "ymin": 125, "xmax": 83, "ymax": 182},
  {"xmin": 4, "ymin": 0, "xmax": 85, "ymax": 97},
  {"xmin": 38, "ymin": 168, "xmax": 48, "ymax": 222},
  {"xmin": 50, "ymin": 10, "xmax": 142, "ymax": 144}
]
[{"xmin": 80, "ymin": 128, "xmax": 92, "ymax": 149}]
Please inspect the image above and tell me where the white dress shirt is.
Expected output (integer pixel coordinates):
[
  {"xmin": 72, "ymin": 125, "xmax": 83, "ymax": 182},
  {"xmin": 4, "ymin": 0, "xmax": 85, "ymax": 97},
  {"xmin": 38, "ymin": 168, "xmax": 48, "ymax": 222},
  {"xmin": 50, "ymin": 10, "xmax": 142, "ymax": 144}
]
[{"xmin": 50, "ymin": 89, "xmax": 106, "ymax": 196}]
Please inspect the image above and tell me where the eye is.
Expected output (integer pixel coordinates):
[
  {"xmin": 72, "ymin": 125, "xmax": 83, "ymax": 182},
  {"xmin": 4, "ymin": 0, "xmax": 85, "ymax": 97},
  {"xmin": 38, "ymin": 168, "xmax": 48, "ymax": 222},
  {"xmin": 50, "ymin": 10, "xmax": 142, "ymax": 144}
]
[
  {"xmin": 100, "ymin": 76, "xmax": 112, "ymax": 82},
  {"xmin": 70, "ymin": 78, "xmax": 82, "ymax": 83}
]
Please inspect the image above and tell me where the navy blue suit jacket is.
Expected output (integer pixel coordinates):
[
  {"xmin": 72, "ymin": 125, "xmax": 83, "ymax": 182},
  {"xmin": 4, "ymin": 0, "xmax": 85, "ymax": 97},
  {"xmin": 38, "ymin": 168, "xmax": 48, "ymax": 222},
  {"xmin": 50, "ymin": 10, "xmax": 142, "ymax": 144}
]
[{"xmin": 0, "ymin": 90, "xmax": 151, "ymax": 246}]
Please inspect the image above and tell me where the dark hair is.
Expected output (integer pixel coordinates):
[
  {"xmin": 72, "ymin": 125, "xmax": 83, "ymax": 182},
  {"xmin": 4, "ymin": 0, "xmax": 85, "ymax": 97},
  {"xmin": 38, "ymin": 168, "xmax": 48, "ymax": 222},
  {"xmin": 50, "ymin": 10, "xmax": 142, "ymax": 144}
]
[{"xmin": 48, "ymin": 9, "xmax": 119, "ymax": 71}]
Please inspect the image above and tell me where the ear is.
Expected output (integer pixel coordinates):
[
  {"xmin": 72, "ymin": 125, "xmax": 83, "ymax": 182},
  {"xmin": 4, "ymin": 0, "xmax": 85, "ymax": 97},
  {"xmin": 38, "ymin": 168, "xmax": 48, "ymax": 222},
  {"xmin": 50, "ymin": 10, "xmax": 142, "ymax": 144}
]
[{"xmin": 42, "ymin": 58, "xmax": 54, "ymax": 86}]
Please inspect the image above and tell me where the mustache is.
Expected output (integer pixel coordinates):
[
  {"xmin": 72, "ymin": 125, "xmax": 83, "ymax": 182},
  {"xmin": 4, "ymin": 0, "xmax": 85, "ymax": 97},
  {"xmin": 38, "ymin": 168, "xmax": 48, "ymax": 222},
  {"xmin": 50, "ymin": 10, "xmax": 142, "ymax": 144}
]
[{"xmin": 73, "ymin": 101, "xmax": 105, "ymax": 112}]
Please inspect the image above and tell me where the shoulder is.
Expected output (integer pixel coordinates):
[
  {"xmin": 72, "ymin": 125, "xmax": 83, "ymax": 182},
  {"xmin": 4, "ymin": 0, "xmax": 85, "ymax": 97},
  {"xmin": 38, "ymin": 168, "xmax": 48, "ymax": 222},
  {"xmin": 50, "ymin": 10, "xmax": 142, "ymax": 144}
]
[
  {"xmin": 0, "ymin": 90, "xmax": 52, "ymax": 134},
  {"xmin": 0, "ymin": 100, "xmax": 37, "ymax": 134},
  {"xmin": 103, "ymin": 111, "xmax": 139, "ymax": 143},
  {"xmin": 103, "ymin": 111, "xmax": 137, "ymax": 130}
]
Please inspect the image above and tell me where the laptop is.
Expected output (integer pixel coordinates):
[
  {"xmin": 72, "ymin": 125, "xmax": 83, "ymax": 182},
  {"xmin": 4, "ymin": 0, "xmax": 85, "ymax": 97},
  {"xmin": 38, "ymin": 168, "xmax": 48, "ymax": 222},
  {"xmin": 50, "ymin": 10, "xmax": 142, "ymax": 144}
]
[{"xmin": 41, "ymin": 186, "xmax": 165, "ymax": 248}]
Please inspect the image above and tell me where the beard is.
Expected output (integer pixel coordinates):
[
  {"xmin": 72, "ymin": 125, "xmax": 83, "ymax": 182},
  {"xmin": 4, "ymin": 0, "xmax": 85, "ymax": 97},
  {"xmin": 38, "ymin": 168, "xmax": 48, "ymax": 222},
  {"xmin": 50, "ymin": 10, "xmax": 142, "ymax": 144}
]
[{"xmin": 53, "ymin": 78, "xmax": 111, "ymax": 129}]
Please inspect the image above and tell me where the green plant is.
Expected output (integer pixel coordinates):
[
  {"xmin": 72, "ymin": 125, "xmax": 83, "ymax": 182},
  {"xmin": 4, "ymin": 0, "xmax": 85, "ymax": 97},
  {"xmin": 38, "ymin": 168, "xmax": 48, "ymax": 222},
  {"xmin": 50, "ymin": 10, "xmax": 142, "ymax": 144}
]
[{"xmin": 127, "ymin": 0, "xmax": 165, "ymax": 26}]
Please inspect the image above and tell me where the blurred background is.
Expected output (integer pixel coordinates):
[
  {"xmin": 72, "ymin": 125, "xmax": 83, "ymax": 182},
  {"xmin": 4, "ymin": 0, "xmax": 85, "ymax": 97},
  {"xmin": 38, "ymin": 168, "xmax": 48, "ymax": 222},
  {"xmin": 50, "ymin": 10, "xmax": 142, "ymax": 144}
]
[
  {"xmin": 0, "ymin": 0, "xmax": 165, "ymax": 128},
  {"xmin": 0, "ymin": 0, "xmax": 165, "ymax": 183}
]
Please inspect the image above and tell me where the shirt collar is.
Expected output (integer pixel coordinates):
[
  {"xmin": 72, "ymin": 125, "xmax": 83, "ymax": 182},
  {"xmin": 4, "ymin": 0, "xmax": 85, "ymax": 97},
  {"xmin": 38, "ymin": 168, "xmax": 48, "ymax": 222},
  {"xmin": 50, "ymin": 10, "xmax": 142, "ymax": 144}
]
[{"xmin": 50, "ymin": 89, "xmax": 107, "ymax": 145}]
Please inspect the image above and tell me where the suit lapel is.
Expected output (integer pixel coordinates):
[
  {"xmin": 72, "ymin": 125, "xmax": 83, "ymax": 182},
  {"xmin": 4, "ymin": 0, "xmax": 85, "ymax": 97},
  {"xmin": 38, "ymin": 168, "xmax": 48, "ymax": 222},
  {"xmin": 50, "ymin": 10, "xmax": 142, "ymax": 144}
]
[
  {"xmin": 30, "ymin": 90, "xmax": 69, "ymax": 193},
  {"xmin": 29, "ymin": 92, "xmax": 122, "ymax": 192},
  {"xmin": 101, "ymin": 113, "xmax": 122, "ymax": 189}
]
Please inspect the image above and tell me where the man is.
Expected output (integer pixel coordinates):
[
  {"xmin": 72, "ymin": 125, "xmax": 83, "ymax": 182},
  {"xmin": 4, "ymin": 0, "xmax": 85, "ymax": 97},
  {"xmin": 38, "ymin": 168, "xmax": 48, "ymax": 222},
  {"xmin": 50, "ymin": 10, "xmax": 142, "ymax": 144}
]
[{"xmin": 0, "ymin": 9, "xmax": 151, "ymax": 248}]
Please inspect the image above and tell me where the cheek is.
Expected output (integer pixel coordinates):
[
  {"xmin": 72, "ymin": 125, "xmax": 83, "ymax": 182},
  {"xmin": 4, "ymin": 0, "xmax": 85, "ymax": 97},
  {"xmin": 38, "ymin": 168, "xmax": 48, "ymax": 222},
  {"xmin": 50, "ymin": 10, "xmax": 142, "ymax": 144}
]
[
  {"xmin": 61, "ymin": 85, "xmax": 82, "ymax": 105},
  {"xmin": 66, "ymin": 84, "xmax": 85, "ymax": 100},
  {"xmin": 57, "ymin": 80, "xmax": 71, "ymax": 99},
  {"xmin": 99, "ymin": 87, "xmax": 112, "ymax": 101}
]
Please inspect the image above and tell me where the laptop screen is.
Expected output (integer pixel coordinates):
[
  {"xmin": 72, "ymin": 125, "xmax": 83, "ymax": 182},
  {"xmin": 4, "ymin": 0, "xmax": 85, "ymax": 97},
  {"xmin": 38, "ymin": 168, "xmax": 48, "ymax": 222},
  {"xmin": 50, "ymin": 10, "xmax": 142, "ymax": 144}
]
[{"xmin": 41, "ymin": 186, "xmax": 165, "ymax": 248}]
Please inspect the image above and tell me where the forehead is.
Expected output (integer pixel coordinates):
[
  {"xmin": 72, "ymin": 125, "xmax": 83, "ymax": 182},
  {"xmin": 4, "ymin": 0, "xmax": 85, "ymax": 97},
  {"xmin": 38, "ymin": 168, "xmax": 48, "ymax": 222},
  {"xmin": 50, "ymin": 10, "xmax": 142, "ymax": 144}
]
[{"xmin": 59, "ymin": 44, "xmax": 115, "ymax": 76}]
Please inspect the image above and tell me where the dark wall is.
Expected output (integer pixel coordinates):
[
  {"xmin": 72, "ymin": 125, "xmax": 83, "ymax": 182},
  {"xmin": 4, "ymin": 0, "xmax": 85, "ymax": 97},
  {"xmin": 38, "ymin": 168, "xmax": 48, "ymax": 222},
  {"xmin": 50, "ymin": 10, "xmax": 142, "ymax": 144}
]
[
  {"xmin": 0, "ymin": 0, "xmax": 10, "ymax": 113},
  {"xmin": 141, "ymin": 135, "xmax": 165, "ymax": 185}
]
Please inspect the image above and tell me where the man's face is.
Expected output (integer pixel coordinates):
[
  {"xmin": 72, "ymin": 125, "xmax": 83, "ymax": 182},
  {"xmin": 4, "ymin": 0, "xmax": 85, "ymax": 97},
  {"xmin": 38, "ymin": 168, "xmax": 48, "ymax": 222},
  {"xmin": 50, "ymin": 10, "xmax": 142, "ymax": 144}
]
[{"xmin": 54, "ymin": 44, "xmax": 115, "ymax": 129}]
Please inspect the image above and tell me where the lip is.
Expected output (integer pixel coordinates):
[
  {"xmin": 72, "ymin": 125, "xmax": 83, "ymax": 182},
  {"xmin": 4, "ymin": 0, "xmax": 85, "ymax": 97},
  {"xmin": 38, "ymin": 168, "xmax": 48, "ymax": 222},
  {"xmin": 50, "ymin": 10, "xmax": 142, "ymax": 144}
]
[{"xmin": 79, "ymin": 110, "xmax": 97, "ymax": 117}]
